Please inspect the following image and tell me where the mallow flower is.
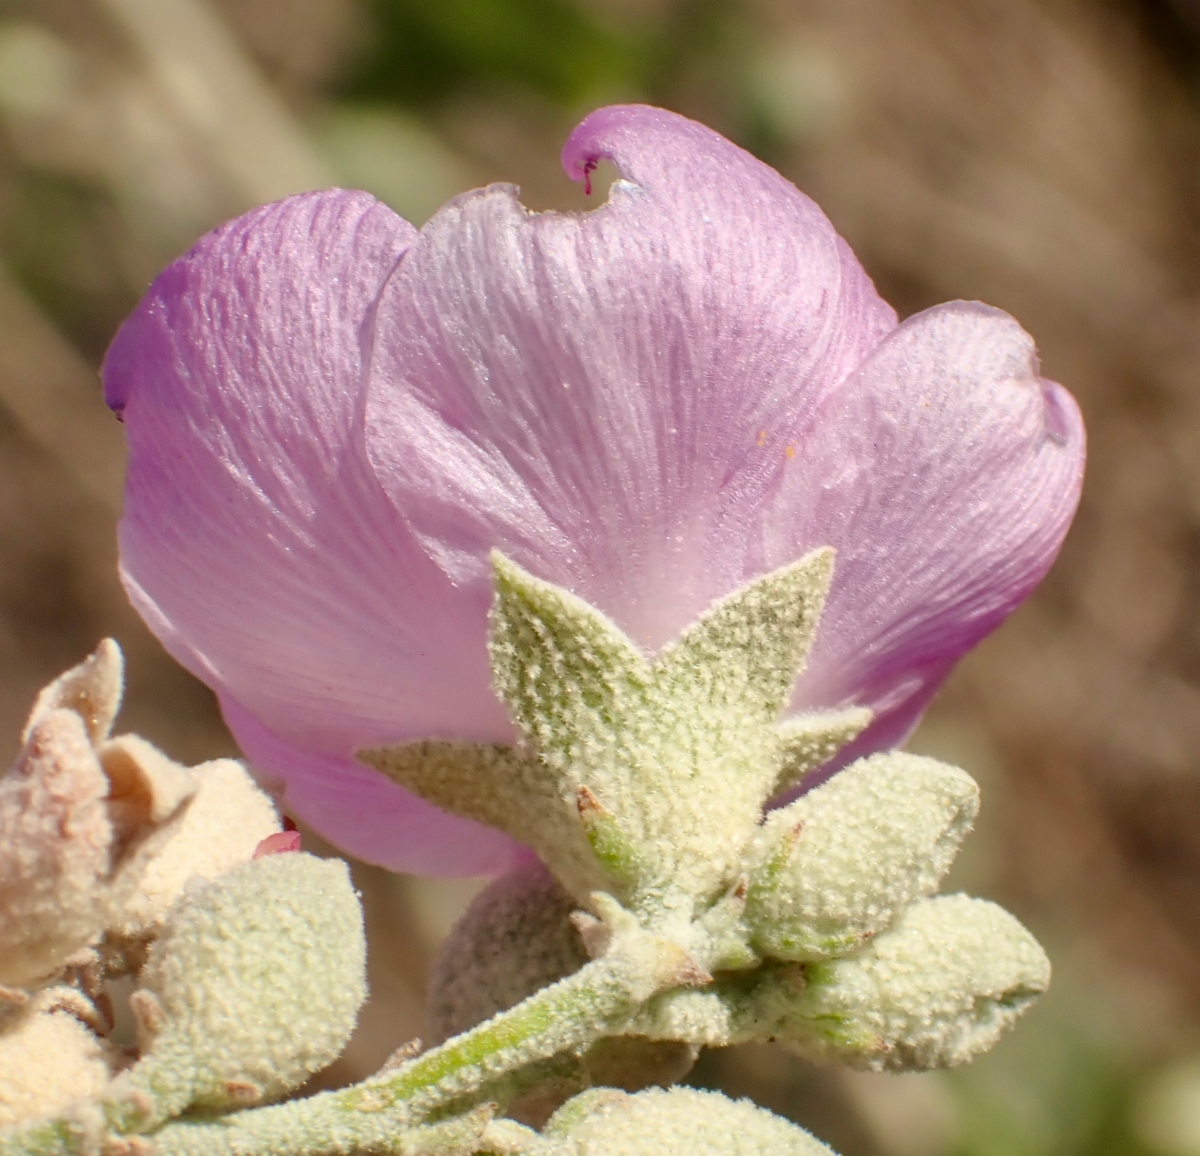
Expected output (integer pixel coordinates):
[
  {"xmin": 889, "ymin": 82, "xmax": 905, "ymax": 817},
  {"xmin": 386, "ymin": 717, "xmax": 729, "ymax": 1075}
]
[{"xmin": 102, "ymin": 105, "xmax": 1084, "ymax": 877}]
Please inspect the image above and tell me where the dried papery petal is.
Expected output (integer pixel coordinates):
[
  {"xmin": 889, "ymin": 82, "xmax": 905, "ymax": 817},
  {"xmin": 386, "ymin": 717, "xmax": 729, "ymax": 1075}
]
[
  {"xmin": 0, "ymin": 710, "xmax": 114, "ymax": 988},
  {"xmin": 98, "ymin": 736, "xmax": 198, "ymax": 854},
  {"xmin": 23, "ymin": 639, "xmax": 123, "ymax": 748},
  {"xmin": 112, "ymin": 760, "xmax": 281, "ymax": 944},
  {"xmin": 0, "ymin": 645, "xmax": 196, "ymax": 989}
]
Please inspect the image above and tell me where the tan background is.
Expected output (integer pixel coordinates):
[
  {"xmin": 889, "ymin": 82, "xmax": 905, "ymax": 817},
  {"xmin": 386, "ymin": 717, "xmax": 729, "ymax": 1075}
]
[{"xmin": 2, "ymin": 2, "xmax": 1199, "ymax": 1153}]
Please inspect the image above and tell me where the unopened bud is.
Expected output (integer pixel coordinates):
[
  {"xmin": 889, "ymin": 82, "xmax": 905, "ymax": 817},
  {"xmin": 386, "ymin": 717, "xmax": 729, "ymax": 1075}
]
[
  {"xmin": 429, "ymin": 858, "xmax": 588, "ymax": 1046},
  {"xmin": 542, "ymin": 1087, "xmax": 836, "ymax": 1155},
  {"xmin": 428, "ymin": 860, "xmax": 695, "ymax": 1128},
  {"xmin": 108, "ymin": 852, "xmax": 365, "ymax": 1126},
  {"xmin": 746, "ymin": 754, "xmax": 978, "ymax": 961},
  {"xmin": 763, "ymin": 894, "xmax": 1049, "ymax": 1071}
]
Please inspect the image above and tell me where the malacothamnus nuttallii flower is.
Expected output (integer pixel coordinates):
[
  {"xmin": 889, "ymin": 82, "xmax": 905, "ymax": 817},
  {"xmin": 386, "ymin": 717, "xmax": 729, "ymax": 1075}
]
[{"xmin": 102, "ymin": 104, "xmax": 1085, "ymax": 875}]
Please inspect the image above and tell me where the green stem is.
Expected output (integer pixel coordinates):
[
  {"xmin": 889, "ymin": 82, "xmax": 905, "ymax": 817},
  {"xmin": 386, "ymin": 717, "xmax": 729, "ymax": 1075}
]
[
  {"xmin": 0, "ymin": 948, "xmax": 656, "ymax": 1156},
  {"xmin": 159, "ymin": 950, "xmax": 643, "ymax": 1156}
]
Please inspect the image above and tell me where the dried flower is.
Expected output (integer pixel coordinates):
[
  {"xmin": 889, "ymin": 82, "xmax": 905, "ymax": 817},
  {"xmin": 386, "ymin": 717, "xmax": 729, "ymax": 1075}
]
[
  {"xmin": 111, "ymin": 759, "xmax": 282, "ymax": 946},
  {"xmin": 103, "ymin": 105, "xmax": 1084, "ymax": 875},
  {"xmin": 0, "ymin": 641, "xmax": 195, "ymax": 991}
]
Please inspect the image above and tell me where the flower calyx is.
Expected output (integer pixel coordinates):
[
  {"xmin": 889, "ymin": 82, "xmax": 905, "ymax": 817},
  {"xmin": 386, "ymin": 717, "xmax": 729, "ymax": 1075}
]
[
  {"xmin": 364, "ymin": 553, "xmax": 1050, "ymax": 1077},
  {"xmin": 361, "ymin": 549, "xmax": 869, "ymax": 922}
]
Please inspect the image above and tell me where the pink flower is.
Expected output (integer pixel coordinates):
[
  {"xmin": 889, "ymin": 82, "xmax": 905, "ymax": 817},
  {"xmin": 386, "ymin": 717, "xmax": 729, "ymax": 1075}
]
[{"xmin": 103, "ymin": 105, "xmax": 1084, "ymax": 876}]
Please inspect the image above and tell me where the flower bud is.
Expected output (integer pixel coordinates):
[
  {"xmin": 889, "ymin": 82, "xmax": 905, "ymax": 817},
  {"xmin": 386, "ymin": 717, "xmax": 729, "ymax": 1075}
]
[
  {"xmin": 542, "ymin": 1087, "xmax": 836, "ymax": 1155},
  {"xmin": 745, "ymin": 753, "xmax": 978, "ymax": 961},
  {"xmin": 108, "ymin": 852, "xmax": 365, "ymax": 1126},
  {"xmin": 429, "ymin": 858, "xmax": 588, "ymax": 1045},
  {"xmin": 762, "ymin": 894, "xmax": 1050, "ymax": 1071}
]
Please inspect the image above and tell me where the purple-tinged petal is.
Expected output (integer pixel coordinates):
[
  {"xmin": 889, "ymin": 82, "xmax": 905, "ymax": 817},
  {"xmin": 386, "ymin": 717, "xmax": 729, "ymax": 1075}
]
[
  {"xmin": 773, "ymin": 301, "xmax": 1085, "ymax": 764},
  {"xmin": 107, "ymin": 106, "xmax": 1084, "ymax": 878},
  {"xmin": 221, "ymin": 697, "xmax": 521, "ymax": 876},
  {"xmin": 365, "ymin": 104, "xmax": 897, "ymax": 650},
  {"xmin": 105, "ymin": 189, "xmax": 519, "ymax": 870}
]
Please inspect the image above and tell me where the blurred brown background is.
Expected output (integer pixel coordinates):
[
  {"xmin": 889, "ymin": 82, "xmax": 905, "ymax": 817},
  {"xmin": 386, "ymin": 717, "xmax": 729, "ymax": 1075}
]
[{"xmin": 2, "ymin": 0, "xmax": 1200, "ymax": 1153}]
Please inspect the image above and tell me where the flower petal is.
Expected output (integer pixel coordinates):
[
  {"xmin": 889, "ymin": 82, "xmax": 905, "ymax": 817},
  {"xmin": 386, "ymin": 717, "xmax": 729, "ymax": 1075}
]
[
  {"xmin": 105, "ymin": 189, "xmax": 515, "ymax": 869},
  {"xmin": 220, "ymin": 697, "xmax": 521, "ymax": 875},
  {"xmin": 771, "ymin": 301, "xmax": 1085, "ymax": 768},
  {"xmin": 107, "ymin": 109, "xmax": 1083, "ymax": 877},
  {"xmin": 364, "ymin": 104, "xmax": 897, "ymax": 650}
]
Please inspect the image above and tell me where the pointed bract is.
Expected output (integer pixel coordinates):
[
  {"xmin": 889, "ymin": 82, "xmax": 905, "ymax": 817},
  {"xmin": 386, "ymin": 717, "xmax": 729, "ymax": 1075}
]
[
  {"xmin": 390, "ymin": 554, "xmax": 865, "ymax": 908},
  {"xmin": 773, "ymin": 708, "xmax": 873, "ymax": 793},
  {"xmin": 654, "ymin": 549, "xmax": 833, "ymax": 728},
  {"xmin": 489, "ymin": 552, "xmax": 653, "ymax": 774}
]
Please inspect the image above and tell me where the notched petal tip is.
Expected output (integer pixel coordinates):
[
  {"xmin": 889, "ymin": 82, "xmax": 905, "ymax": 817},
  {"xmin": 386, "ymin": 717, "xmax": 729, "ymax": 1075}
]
[
  {"xmin": 1039, "ymin": 377, "xmax": 1084, "ymax": 450},
  {"xmin": 560, "ymin": 103, "xmax": 784, "ymax": 201}
]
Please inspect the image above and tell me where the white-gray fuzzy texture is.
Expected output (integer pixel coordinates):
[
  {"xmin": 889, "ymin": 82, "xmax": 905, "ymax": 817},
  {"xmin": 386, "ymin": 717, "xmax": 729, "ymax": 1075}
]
[
  {"xmin": 746, "ymin": 753, "xmax": 979, "ymax": 961},
  {"xmin": 428, "ymin": 860, "xmax": 696, "ymax": 1126},
  {"xmin": 778, "ymin": 894, "xmax": 1051, "ymax": 1070},
  {"xmin": 428, "ymin": 858, "xmax": 588, "ymax": 1045},
  {"xmin": 542, "ymin": 1087, "xmax": 836, "ymax": 1155},
  {"xmin": 111, "ymin": 852, "xmax": 365, "ymax": 1123},
  {"xmin": 0, "ymin": 997, "xmax": 119, "ymax": 1128},
  {"xmin": 113, "ymin": 759, "xmax": 281, "ymax": 942}
]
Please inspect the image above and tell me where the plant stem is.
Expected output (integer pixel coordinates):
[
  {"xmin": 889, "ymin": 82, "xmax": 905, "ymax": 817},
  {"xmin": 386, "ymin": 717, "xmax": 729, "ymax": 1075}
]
[
  {"xmin": 1, "ymin": 947, "xmax": 660, "ymax": 1156},
  {"xmin": 159, "ymin": 950, "xmax": 644, "ymax": 1156}
]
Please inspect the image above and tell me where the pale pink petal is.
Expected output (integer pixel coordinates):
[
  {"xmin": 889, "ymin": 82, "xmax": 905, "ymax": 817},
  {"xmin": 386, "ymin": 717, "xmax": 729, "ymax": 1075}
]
[
  {"xmin": 105, "ymin": 189, "xmax": 516, "ymax": 869},
  {"xmin": 774, "ymin": 301, "xmax": 1085, "ymax": 762},
  {"xmin": 365, "ymin": 104, "xmax": 897, "ymax": 649},
  {"xmin": 253, "ymin": 831, "xmax": 302, "ymax": 858},
  {"xmin": 222, "ymin": 697, "xmax": 521, "ymax": 876}
]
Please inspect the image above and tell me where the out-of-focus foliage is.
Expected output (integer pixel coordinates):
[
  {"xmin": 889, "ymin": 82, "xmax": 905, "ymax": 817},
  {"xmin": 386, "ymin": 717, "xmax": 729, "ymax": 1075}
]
[
  {"xmin": 4, "ymin": 2, "xmax": 1200, "ymax": 1156},
  {"xmin": 346, "ymin": 0, "xmax": 640, "ymax": 106}
]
